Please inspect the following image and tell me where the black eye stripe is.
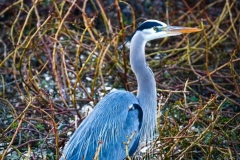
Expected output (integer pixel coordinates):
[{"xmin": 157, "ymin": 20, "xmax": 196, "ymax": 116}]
[
  {"xmin": 127, "ymin": 21, "xmax": 164, "ymax": 42},
  {"xmin": 137, "ymin": 21, "xmax": 163, "ymax": 31}
]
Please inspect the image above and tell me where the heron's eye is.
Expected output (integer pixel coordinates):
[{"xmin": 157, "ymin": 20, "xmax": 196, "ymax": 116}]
[{"xmin": 153, "ymin": 26, "xmax": 158, "ymax": 31}]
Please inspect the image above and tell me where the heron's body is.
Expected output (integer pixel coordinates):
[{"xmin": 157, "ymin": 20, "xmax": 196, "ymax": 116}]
[
  {"xmin": 60, "ymin": 20, "xmax": 201, "ymax": 160},
  {"xmin": 61, "ymin": 91, "xmax": 143, "ymax": 159}
]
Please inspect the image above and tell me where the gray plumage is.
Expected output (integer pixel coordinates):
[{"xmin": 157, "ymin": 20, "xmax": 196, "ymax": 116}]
[{"xmin": 60, "ymin": 19, "xmax": 201, "ymax": 160}]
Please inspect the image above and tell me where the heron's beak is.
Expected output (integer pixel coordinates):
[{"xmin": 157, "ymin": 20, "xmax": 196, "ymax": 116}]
[{"xmin": 165, "ymin": 26, "xmax": 202, "ymax": 34}]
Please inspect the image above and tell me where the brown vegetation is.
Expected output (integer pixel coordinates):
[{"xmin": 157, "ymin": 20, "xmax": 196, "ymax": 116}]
[{"xmin": 0, "ymin": 0, "xmax": 239, "ymax": 159}]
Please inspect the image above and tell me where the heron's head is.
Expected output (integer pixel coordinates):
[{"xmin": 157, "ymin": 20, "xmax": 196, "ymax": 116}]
[{"xmin": 133, "ymin": 20, "xmax": 201, "ymax": 42}]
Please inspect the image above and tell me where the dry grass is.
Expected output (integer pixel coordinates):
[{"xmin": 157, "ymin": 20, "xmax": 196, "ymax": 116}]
[{"xmin": 0, "ymin": 0, "xmax": 239, "ymax": 159}]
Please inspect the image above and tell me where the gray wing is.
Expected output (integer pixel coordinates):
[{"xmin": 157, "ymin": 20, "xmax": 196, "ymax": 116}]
[{"xmin": 60, "ymin": 90, "xmax": 142, "ymax": 160}]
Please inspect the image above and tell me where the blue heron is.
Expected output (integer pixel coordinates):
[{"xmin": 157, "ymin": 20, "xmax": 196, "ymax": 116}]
[{"xmin": 60, "ymin": 20, "xmax": 201, "ymax": 160}]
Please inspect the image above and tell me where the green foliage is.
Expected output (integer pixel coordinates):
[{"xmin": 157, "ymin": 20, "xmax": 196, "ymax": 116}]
[
  {"xmin": 11, "ymin": 122, "xmax": 18, "ymax": 129},
  {"xmin": 36, "ymin": 124, "xmax": 45, "ymax": 130}
]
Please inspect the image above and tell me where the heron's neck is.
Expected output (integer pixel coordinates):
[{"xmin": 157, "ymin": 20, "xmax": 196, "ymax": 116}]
[
  {"xmin": 130, "ymin": 32, "xmax": 157, "ymax": 138},
  {"xmin": 130, "ymin": 32, "xmax": 156, "ymax": 100}
]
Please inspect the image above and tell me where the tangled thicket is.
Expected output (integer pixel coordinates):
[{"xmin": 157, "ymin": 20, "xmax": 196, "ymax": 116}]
[{"xmin": 0, "ymin": 0, "xmax": 239, "ymax": 159}]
